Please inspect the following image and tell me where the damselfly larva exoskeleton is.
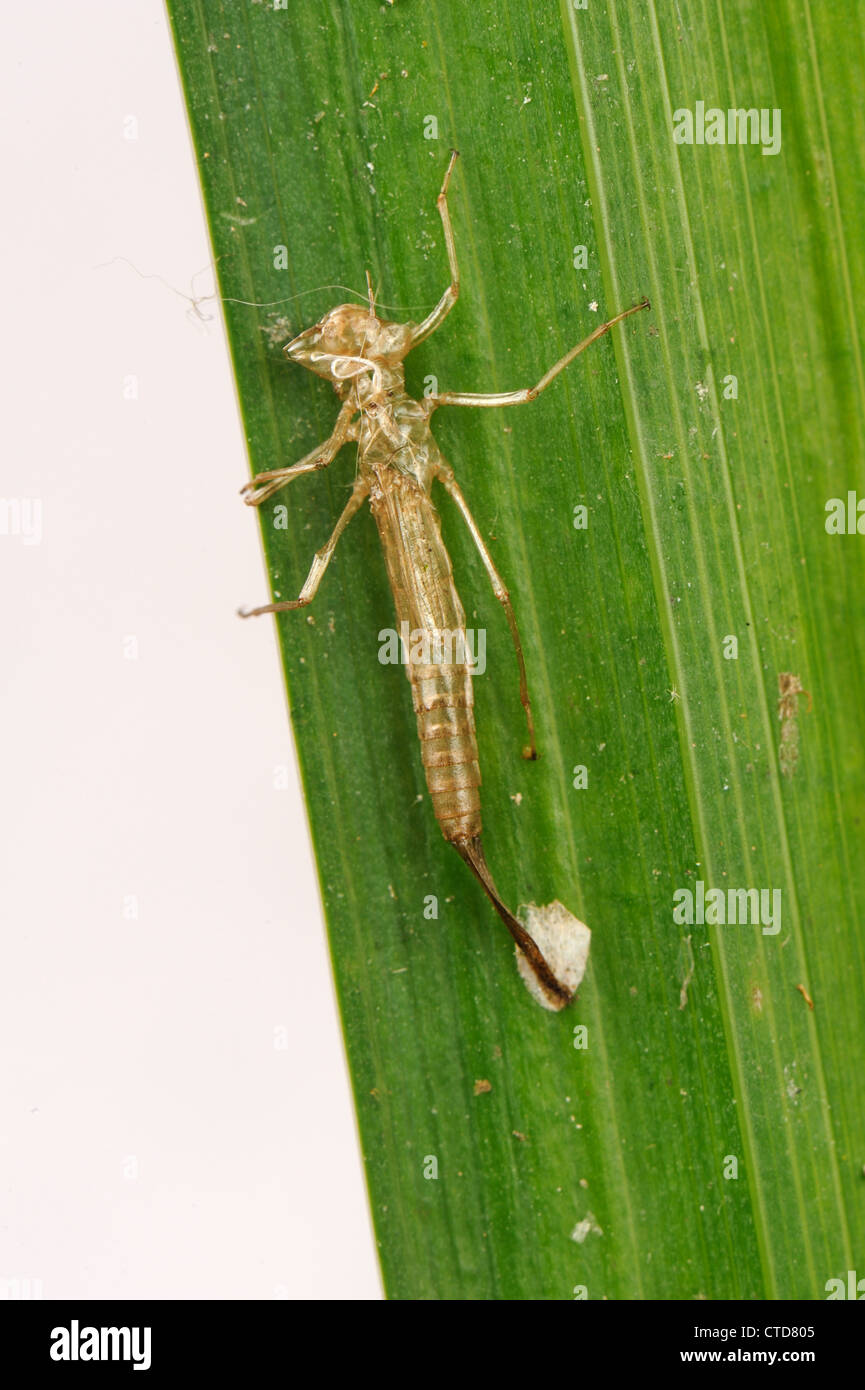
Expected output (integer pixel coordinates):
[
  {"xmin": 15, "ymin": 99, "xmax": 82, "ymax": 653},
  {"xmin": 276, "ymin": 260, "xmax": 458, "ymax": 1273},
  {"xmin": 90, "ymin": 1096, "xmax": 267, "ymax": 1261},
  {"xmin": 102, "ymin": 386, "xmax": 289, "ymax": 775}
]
[{"xmin": 241, "ymin": 152, "xmax": 648, "ymax": 1008}]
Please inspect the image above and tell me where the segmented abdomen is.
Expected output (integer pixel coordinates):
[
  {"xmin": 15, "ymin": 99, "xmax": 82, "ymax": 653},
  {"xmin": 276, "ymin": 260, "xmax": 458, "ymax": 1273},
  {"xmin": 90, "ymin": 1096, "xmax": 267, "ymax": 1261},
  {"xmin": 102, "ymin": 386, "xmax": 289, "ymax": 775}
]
[{"xmin": 370, "ymin": 472, "xmax": 481, "ymax": 844}]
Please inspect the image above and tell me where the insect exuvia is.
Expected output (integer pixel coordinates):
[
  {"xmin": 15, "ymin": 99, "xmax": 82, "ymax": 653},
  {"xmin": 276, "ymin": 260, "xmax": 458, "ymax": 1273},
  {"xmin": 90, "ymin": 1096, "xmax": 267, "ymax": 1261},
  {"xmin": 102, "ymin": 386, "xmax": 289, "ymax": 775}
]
[{"xmin": 240, "ymin": 152, "xmax": 648, "ymax": 1008}]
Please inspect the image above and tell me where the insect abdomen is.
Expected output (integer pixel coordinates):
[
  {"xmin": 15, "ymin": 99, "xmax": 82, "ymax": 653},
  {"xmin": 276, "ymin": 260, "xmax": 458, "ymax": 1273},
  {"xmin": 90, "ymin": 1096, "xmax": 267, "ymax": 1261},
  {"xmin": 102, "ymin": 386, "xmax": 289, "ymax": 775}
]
[
  {"xmin": 370, "ymin": 475, "xmax": 482, "ymax": 843},
  {"xmin": 370, "ymin": 470, "xmax": 571, "ymax": 1008},
  {"xmin": 412, "ymin": 662, "xmax": 482, "ymax": 842}
]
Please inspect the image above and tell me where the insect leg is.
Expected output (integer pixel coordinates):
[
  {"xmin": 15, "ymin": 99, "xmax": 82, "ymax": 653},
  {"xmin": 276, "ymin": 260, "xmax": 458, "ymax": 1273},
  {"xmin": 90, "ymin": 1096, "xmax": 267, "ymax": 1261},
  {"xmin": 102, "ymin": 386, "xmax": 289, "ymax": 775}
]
[
  {"xmin": 240, "ymin": 398, "xmax": 358, "ymax": 506},
  {"xmin": 239, "ymin": 479, "xmax": 369, "ymax": 618},
  {"xmin": 435, "ymin": 461, "xmax": 537, "ymax": 759},
  {"xmin": 426, "ymin": 299, "xmax": 650, "ymax": 409},
  {"xmin": 410, "ymin": 150, "xmax": 461, "ymax": 348}
]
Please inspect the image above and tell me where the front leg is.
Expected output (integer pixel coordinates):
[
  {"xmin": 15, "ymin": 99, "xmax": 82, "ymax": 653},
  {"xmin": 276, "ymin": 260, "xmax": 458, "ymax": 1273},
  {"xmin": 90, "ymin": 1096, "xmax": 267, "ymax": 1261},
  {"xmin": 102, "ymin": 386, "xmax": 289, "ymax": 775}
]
[
  {"xmin": 240, "ymin": 397, "xmax": 358, "ymax": 506},
  {"xmin": 409, "ymin": 150, "xmax": 461, "ymax": 348}
]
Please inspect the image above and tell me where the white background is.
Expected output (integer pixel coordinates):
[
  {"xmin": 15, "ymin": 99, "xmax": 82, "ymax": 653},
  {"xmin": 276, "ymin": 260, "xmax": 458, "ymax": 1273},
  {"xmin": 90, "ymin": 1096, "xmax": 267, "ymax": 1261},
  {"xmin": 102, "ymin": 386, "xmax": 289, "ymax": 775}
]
[{"xmin": 1, "ymin": 2, "xmax": 381, "ymax": 1299}]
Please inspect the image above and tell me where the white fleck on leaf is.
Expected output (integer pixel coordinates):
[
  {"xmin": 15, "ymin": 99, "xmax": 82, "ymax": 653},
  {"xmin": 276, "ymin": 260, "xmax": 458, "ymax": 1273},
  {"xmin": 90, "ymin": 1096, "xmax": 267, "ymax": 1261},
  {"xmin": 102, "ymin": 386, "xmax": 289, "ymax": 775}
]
[
  {"xmin": 515, "ymin": 901, "xmax": 591, "ymax": 1011},
  {"xmin": 570, "ymin": 1211, "xmax": 604, "ymax": 1244}
]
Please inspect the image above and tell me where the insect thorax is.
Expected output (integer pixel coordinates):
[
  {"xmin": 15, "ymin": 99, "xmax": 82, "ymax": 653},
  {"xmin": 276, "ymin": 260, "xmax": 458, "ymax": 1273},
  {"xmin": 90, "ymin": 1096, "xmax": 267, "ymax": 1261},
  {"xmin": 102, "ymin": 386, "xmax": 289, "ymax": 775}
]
[{"xmin": 355, "ymin": 379, "xmax": 439, "ymax": 488}]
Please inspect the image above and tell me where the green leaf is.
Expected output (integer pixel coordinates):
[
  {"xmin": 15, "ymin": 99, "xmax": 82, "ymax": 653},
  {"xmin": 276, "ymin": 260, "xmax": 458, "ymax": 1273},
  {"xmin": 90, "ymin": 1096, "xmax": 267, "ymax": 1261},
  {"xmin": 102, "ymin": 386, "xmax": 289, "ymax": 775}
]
[{"xmin": 166, "ymin": 0, "xmax": 865, "ymax": 1299}]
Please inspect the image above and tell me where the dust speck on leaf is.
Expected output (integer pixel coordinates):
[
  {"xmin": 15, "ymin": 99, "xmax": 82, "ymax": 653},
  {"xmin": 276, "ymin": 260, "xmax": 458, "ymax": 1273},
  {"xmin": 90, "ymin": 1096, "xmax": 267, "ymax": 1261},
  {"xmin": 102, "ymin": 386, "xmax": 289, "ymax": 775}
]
[
  {"xmin": 778, "ymin": 673, "xmax": 811, "ymax": 778},
  {"xmin": 570, "ymin": 1212, "xmax": 603, "ymax": 1244},
  {"xmin": 796, "ymin": 982, "xmax": 815, "ymax": 1010}
]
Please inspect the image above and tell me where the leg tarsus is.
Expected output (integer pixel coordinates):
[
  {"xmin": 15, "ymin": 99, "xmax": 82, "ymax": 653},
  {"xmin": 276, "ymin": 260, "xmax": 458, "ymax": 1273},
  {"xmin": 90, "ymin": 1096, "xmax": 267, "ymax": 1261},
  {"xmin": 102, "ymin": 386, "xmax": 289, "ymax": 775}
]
[
  {"xmin": 240, "ymin": 452, "xmax": 329, "ymax": 506},
  {"xmin": 238, "ymin": 595, "xmax": 311, "ymax": 618}
]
